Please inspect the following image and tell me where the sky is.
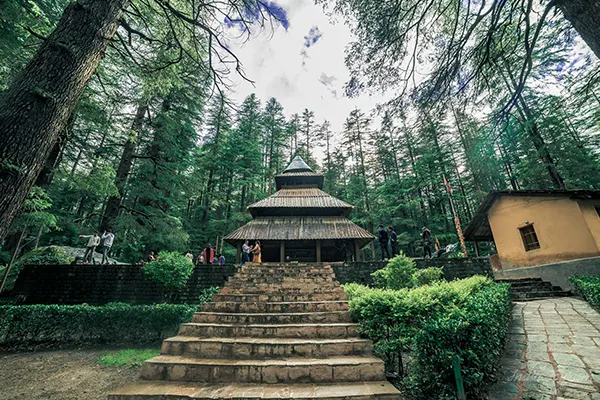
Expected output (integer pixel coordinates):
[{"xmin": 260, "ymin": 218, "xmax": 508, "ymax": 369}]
[{"xmin": 224, "ymin": 0, "xmax": 386, "ymax": 145}]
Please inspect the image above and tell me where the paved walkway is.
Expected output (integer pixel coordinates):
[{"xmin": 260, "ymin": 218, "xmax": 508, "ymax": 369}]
[{"xmin": 490, "ymin": 298, "xmax": 600, "ymax": 400}]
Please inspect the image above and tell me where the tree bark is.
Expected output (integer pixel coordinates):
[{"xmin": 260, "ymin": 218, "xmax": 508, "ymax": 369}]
[
  {"xmin": 35, "ymin": 112, "xmax": 75, "ymax": 188},
  {"xmin": 101, "ymin": 104, "xmax": 146, "ymax": 231},
  {"xmin": 0, "ymin": 0, "xmax": 129, "ymax": 242},
  {"xmin": 559, "ymin": 0, "xmax": 600, "ymax": 59}
]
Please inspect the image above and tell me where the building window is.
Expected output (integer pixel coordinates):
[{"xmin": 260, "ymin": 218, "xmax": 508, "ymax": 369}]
[{"xmin": 519, "ymin": 225, "xmax": 540, "ymax": 251}]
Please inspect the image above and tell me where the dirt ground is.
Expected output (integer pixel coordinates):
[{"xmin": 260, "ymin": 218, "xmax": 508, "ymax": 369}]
[{"xmin": 0, "ymin": 349, "xmax": 141, "ymax": 400}]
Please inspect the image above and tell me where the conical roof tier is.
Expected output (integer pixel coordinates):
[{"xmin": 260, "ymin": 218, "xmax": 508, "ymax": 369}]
[{"xmin": 282, "ymin": 155, "xmax": 313, "ymax": 173}]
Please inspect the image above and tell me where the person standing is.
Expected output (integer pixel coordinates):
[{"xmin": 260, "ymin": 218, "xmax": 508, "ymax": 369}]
[
  {"xmin": 388, "ymin": 226, "xmax": 398, "ymax": 257},
  {"xmin": 203, "ymin": 245, "xmax": 215, "ymax": 264},
  {"xmin": 79, "ymin": 232, "xmax": 100, "ymax": 264},
  {"xmin": 421, "ymin": 226, "xmax": 432, "ymax": 258},
  {"xmin": 251, "ymin": 240, "xmax": 262, "ymax": 263},
  {"xmin": 219, "ymin": 253, "xmax": 226, "ymax": 265},
  {"xmin": 378, "ymin": 224, "xmax": 390, "ymax": 260},
  {"xmin": 196, "ymin": 254, "xmax": 203, "ymax": 266},
  {"xmin": 185, "ymin": 251, "xmax": 193, "ymax": 261},
  {"xmin": 241, "ymin": 240, "xmax": 251, "ymax": 266},
  {"xmin": 101, "ymin": 230, "xmax": 115, "ymax": 265},
  {"xmin": 148, "ymin": 251, "xmax": 156, "ymax": 262}
]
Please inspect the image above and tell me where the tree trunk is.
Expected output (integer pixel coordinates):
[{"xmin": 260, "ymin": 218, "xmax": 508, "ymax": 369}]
[
  {"xmin": 36, "ymin": 112, "xmax": 75, "ymax": 188},
  {"xmin": 101, "ymin": 104, "xmax": 146, "ymax": 231},
  {"xmin": 559, "ymin": 0, "xmax": 600, "ymax": 59},
  {"xmin": 0, "ymin": 228, "xmax": 26, "ymax": 294},
  {"xmin": 0, "ymin": 0, "xmax": 129, "ymax": 242}
]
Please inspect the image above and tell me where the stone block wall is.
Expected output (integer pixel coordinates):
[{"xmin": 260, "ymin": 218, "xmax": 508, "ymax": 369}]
[
  {"xmin": 331, "ymin": 257, "xmax": 492, "ymax": 286},
  {"xmin": 10, "ymin": 264, "xmax": 237, "ymax": 305},
  {"xmin": 9, "ymin": 257, "xmax": 492, "ymax": 305}
]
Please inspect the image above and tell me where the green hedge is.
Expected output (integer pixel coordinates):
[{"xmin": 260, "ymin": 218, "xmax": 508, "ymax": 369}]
[
  {"xmin": 569, "ymin": 276, "xmax": 600, "ymax": 308},
  {"xmin": 0, "ymin": 303, "xmax": 200, "ymax": 351},
  {"xmin": 345, "ymin": 276, "xmax": 511, "ymax": 398}
]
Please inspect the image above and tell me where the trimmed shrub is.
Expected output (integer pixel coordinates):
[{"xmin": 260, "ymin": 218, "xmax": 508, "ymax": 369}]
[
  {"xmin": 142, "ymin": 251, "xmax": 194, "ymax": 295},
  {"xmin": 371, "ymin": 252, "xmax": 417, "ymax": 289},
  {"xmin": 413, "ymin": 267, "xmax": 444, "ymax": 286},
  {"xmin": 569, "ymin": 276, "xmax": 600, "ymax": 308},
  {"xmin": 0, "ymin": 302, "xmax": 200, "ymax": 351},
  {"xmin": 345, "ymin": 276, "xmax": 511, "ymax": 398},
  {"xmin": 18, "ymin": 246, "xmax": 71, "ymax": 265}
]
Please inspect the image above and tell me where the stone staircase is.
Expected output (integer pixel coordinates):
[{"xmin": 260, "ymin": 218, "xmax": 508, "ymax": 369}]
[
  {"xmin": 108, "ymin": 262, "xmax": 400, "ymax": 400},
  {"xmin": 496, "ymin": 277, "xmax": 571, "ymax": 301}
]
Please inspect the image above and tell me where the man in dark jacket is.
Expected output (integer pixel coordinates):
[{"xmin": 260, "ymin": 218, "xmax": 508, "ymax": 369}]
[
  {"xmin": 378, "ymin": 224, "xmax": 390, "ymax": 260},
  {"xmin": 388, "ymin": 226, "xmax": 398, "ymax": 256}
]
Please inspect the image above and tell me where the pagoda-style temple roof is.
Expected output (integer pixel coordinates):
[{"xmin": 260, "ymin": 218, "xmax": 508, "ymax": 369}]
[
  {"xmin": 248, "ymin": 188, "xmax": 353, "ymax": 217},
  {"xmin": 225, "ymin": 216, "xmax": 373, "ymax": 247},
  {"xmin": 224, "ymin": 155, "xmax": 374, "ymax": 262}
]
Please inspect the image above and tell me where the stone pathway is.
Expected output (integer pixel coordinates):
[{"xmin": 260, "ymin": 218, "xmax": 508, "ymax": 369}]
[{"xmin": 490, "ymin": 298, "xmax": 600, "ymax": 400}]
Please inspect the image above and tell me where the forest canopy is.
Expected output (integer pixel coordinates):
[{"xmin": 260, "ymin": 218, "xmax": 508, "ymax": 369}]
[{"xmin": 1, "ymin": 0, "xmax": 600, "ymax": 263}]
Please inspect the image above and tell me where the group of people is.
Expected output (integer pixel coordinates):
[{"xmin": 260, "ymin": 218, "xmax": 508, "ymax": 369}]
[
  {"xmin": 79, "ymin": 230, "xmax": 115, "ymax": 264},
  {"xmin": 190, "ymin": 247, "xmax": 226, "ymax": 266},
  {"xmin": 241, "ymin": 240, "xmax": 261, "ymax": 265},
  {"xmin": 377, "ymin": 225, "xmax": 433, "ymax": 260},
  {"xmin": 377, "ymin": 225, "xmax": 399, "ymax": 260}
]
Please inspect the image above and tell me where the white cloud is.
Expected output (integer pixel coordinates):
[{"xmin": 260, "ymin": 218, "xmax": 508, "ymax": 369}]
[{"xmin": 224, "ymin": 0, "xmax": 387, "ymax": 159}]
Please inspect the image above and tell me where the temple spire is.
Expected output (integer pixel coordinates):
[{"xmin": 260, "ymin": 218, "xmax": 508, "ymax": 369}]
[{"xmin": 283, "ymin": 155, "xmax": 313, "ymax": 173}]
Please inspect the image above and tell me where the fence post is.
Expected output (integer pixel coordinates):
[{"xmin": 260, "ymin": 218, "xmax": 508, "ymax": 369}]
[{"xmin": 452, "ymin": 354, "xmax": 467, "ymax": 400}]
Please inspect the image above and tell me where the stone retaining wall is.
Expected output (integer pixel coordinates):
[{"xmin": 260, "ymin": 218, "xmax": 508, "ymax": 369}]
[
  {"xmin": 10, "ymin": 257, "xmax": 493, "ymax": 305},
  {"xmin": 10, "ymin": 264, "xmax": 237, "ymax": 305},
  {"xmin": 331, "ymin": 257, "xmax": 493, "ymax": 286}
]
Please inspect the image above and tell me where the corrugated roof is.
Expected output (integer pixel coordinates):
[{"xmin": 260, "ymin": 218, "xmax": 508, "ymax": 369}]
[
  {"xmin": 275, "ymin": 172, "xmax": 323, "ymax": 178},
  {"xmin": 224, "ymin": 216, "xmax": 375, "ymax": 242},
  {"xmin": 282, "ymin": 155, "xmax": 313, "ymax": 173},
  {"xmin": 248, "ymin": 188, "xmax": 353, "ymax": 210}
]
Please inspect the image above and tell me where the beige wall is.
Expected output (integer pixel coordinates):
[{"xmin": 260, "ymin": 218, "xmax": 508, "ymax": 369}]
[
  {"xmin": 488, "ymin": 196, "xmax": 600, "ymax": 269},
  {"xmin": 578, "ymin": 200, "xmax": 600, "ymax": 250}
]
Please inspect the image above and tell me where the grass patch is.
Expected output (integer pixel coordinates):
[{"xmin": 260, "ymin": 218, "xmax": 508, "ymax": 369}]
[{"xmin": 99, "ymin": 349, "xmax": 160, "ymax": 368}]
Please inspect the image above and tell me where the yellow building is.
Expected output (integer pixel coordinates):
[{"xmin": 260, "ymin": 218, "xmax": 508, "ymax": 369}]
[{"xmin": 464, "ymin": 190, "xmax": 600, "ymax": 271}]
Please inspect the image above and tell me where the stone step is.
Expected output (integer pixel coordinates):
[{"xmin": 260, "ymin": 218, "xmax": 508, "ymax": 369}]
[
  {"xmin": 219, "ymin": 286, "xmax": 345, "ymax": 295},
  {"xmin": 512, "ymin": 290, "xmax": 571, "ymax": 301},
  {"xmin": 203, "ymin": 301, "xmax": 349, "ymax": 314},
  {"xmin": 237, "ymin": 269, "xmax": 335, "ymax": 276},
  {"xmin": 226, "ymin": 278, "xmax": 336, "ymax": 286},
  {"xmin": 212, "ymin": 293, "xmax": 348, "ymax": 303},
  {"xmin": 140, "ymin": 355, "xmax": 386, "ymax": 383},
  {"xmin": 108, "ymin": 381, "xmax": 400, "ymax": 400},
  {"xmin": 496, "ymin": 277, "xmax": 542, "ymax": 284},
  {"xmin": 507, "ymin": 282, "xmax": 553, "ymax": 290},
  {"xmin": 161, "ymin": 336, "xmax": 373, "ymax": 359},
  {"xmin": 193, "ymin": 311, "xmax": 353, "ymax": 325},
  {"xmin": 178, "ymin": 323, "xmax": 358, "ymax": 338},
  {"xmin": 224, "ymin": 278, "xmax": 341, "ymax": 290}
]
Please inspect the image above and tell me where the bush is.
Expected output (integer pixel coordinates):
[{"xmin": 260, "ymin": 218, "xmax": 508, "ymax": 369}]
[
  {"xmin": 142, "ymin": 251, "xmax": 194, "ymax": 294},
  {"xmin": 345, "ymin": 276, "xmax": 511, "ymax": 398},
  {"xmin": 569, "ymin": 276, "xmax": 600, "ymax": 308},
  {"xmin": 371, "ymin": 252, "xmax": 417, "ymax": 289},
  {"xmin": 413, "ymin": 267, "xmax": 444, "ymax": 286},
  {"xmin": 199, "ymin": 286, "xmax": 219, "ymax": 303},
  {"xmin": 0, "ymin": 302, "xmax": 201, "ymax": 351},
  {"xmin": 18, "ymin": 246, "xmax": 71, "ymax": 265}
]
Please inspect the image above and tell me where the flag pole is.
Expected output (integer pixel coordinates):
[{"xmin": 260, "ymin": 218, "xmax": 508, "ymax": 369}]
[{"xmin": 443, "ymin": 174, "xmax": 468, "ymax": 257}]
